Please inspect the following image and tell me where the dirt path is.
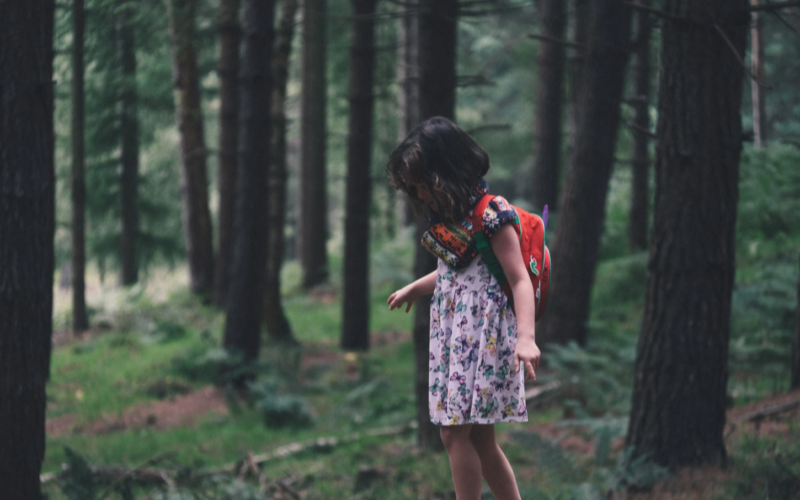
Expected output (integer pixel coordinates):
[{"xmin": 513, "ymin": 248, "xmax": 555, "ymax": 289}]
[{"xmin": 47, "ymin": 386, "xmax": 228, "ymax": 438}]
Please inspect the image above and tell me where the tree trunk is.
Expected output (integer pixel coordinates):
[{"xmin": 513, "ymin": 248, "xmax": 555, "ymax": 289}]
[
  {"xmin": 626, "ymin": 0, "xmax": 748, "ymax": 469},
  {"xmin": 72, "ymin": 0, "xmax": 89, "ymax": 331},
  {"xmin": 750, "ymin": 0, "xmax": 767, "ymax": 148},
  {"xmin": 0, "ymin": 1, "xmax": 55, "ymax": 497},
  {"xmin": 265, "ymin": 0, "xmax": 298, "ymax": 345},
  {"xmin": 341, "ymin": 0, "xmax": 378, "ymax": 352},
  {"xmin": 791, "ymin": 254, "xmax": 799, "ymax": 389},
  {"xmin": 396, "ymin": 0, "xmax": 419, "ymax": 228},
  {"xmin": 531, "ymin": 0, "xmax": 567, "ymax": 211},
  {"xmin": 214, "ymin": 0, "xmax": 241, "ymax": 307},
  {"xmin": 300, "ymin": 0, "xmax": 329, "ymax": 289},
  {"xmin": 628, "ymin": 0, "xmax": 652, "ymax": 252},
  {"xmin": 168, "ymin": 0, "xmax": 215, "ymax": 296},
  {"xmin": 221, "ymin": 0, "xmax": 275, "ymax": 385},
  {"xmin": 565, "ymin": 0, "xmax": 589, "ymax": 177},
  {"xmin": 119, "ymin": 0, "xmax": 139, "ymax": 286},
  {"xmin": 536, "ymin": 0, "xmax": 632, "ymax": 348},
  {"xmin": 412, "ymin": 0, "xmax": 458, "ymax": 451}
]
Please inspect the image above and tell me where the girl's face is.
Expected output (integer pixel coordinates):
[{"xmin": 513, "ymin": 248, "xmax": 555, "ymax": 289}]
[{"xmin": 407, "ymin": 181, "xmax": 438, "ymax": 211}]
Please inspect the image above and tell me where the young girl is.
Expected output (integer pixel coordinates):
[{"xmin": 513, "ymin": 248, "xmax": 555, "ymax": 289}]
[{"xmin": 387, "ymin": 117, "xmax": 541, "ymax": 500}]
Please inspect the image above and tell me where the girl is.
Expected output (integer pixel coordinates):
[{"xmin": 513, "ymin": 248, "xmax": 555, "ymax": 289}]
[{"xmin": 387, "ymin": 116, "xmax": 541, "ymax": 500}]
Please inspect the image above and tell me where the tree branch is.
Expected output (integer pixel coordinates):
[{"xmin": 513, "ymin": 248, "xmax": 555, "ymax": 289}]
[{"xmin": 713, "ymin": 23, "xmax": 772, "ymax": 89}]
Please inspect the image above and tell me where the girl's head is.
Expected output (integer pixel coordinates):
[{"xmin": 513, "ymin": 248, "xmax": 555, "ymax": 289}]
[{"xmin": 386, "ymin": 116, "xmax": 490, "ymax": 223}]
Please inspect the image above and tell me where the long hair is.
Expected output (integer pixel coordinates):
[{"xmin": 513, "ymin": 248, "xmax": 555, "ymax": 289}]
[{"xmin": 386, "ymin": 117, "xmax": 490, "ymax": 224}]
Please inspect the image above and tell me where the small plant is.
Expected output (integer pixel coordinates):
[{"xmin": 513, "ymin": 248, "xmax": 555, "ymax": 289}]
[{"xmin": 249, "ymin": 378, "xmax": 314, "ymax": 428}]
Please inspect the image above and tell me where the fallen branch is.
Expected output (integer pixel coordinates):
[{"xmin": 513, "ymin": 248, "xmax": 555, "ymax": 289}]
[
  {"xmin": 525, "ymin": 381, "xmax": 561, "ymax": 402},
  {"xmin": 97, "ymin": 452, "xmax": 176, "ymax": 499},
  {"xmin": 734, "ymin": 399, "xmax": 800, "ymax": 423}
]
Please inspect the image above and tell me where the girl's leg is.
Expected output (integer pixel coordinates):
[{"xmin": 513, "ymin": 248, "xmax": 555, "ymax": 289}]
[
  {"xmin": 469, "ymin": 424, "xmax": 522, "ymax": 500},
  {"xmin": 440, "ymin": 424, "xmax": 483, "ymax": 500}
]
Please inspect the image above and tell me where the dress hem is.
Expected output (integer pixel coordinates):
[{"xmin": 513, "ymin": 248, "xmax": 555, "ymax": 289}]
[{"xmin": 430, "ymin": 416, "xmax": 528, "ymax": 426}]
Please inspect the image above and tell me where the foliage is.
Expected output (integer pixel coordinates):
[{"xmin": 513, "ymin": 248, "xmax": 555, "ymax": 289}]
[
  {"xmin": 722, "ymin": 430, "xmax": 800, "ymax": 500},
  {"xmin": 59, "ymin": 446, "xmax": 97, "ymax": 500}
]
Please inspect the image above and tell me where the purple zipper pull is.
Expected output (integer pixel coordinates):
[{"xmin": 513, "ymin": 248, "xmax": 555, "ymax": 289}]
[{"xmin": 542, "ymin": 205, "xmax": 549, "ymax": 228}]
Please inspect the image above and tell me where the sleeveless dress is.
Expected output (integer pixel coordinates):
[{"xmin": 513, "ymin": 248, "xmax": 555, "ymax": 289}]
[{"xmin": 428, "ymin": 254, "xmax": 528, "ymax": 426}]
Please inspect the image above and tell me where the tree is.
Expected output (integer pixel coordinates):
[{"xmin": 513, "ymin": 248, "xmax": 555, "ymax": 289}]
[
  {"xmin": 412, "ymin": 0, "xmax": 458, "ymax": 450},
  {"xmin": 793, "ymin": 254, "xmax": 800, "ymax": 390},
  {"xmin": 565, "ymin": 0, "xmax": 590, "ymax": 171},
  {"xmin": 750, "ymin": 0, "xmax": 767, "ymax": 148},
  {"xmin": 628, "ymin": 0, "xmax": 653, "ymax": 252},
  {"xmin": 396, "ymin": 0, "xmax": 419, "ymax": 228},
  {"xmin": 0, "ymin": 1, "xmax": 55, "ymax": 497},
  {"xmin": 119, "ymin": 0, "xmax": 140, "ymax": 286},
  {"xmin": 626, "ymin": 0, "xmax": 748, "ymax": 468},
  {"xmin": 265, "ymin": 0, "xmax": 298, "ymax": 344},
  {"xmin": 214, "ymin": 0, "xmax": 241, "ymax": 307},
  {"xmin": 531, "ymin": 0, "xmax": 567, "ymax": 211},
  {"xmin": 300, "ymin": 0, "xmax": 329, "ymax": 289},
  {"xmin": 168, "ymin": 0, "xmax": 215, "ymax": 296},
  {"xmin": 341, "ymin": 0, "xmax": 378, "ymax": 352},
  {"xmin": 536, "ymin": 0, "xmax": 632, "ymax": 348},
  {"xmin": 222, "ymin": 0, "xmax": 275, "ymax": 384},
  {"xmin": 72, "ymin": 0, "xmax": 90, "ymax": 331}
]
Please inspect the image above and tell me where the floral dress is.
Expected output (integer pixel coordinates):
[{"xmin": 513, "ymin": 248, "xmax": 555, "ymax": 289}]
[{"xmin": 428, "ymin": 253, "xmax": 528, "ymax": 426}]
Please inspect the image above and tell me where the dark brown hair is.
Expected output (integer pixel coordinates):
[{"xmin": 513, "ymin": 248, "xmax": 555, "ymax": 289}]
[{"xmin": 386, "ymin": 117, "xmax": 490, "ymax": 224}]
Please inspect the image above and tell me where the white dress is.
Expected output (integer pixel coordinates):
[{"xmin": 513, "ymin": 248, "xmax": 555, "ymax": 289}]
[{"xmin": 428, "ymin": 255, "xmax": 528, "ymax": 426}]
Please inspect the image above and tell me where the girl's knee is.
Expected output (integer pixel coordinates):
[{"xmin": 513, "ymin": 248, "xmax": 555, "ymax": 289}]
[
  {"xmin": 439, "ymin": 425, "xmax": 472, "ymax": 450},
  {"xmin": 469, "ymin": 425, "xmax": 497, "ymax": 455}
]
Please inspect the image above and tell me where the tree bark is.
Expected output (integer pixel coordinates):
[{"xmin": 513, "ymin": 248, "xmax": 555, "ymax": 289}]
[
  {"xmin": 792, "ymin": 254, "xmax": 800, "ymax": 389},
  {"xmin": 412, "ymin": 0, "xmax": 458, "ymax": 451},
  {"xmin": 300, "ymin": 0, "xmax": 329, "ymax": 289},
  {"xmin": 119, "ymin": 0, "xmax": 139, "ymax": 286},
  {"xmin": 565, "ymin": 0, "xmax": 590, "ymax": 177},
  {"xmin": 396, "ymin": 0, "xmax": 419, "ymax": 228},
  {"xmin": 626, "ymin": 0, "xmax": 748, "ymax": 469},
  {"xmin": 531, "ymin": 0, "xmax": 567, "ymax": 211},
  {"xmin": 341, "ymin": 0, "xmax": 378, "ymax": 352},
  {"xmin": 536, "ymin": 0, "xmax": 632, "ymax": 348},
  {"xmin": 265, "ymin": 0, "xmax": 298, "ymax": 345},
  {"xmin": 214, "ymin": 0, "xmax": 241, "ymax": 307},
  {"xmin": 750, "ymin": 0, "xmax": 767, "ymax": 148},
  {"xmin": 222, "ymin": 0, "xmax": 275, "ymax": 385},
  {"xmin": 168, "ymin": 0, "xmax": 215, "ymax": 296},
  {"xmin": 628, "ymin": 0, "xmax": 652, "ymax": 252},
  {"xmin": 72, "ymin": 0, "xmax": 89, "ymax": 331},
  {"xmin": 0, "ymin": 1, "xmax": 55, "ymax": 497}
]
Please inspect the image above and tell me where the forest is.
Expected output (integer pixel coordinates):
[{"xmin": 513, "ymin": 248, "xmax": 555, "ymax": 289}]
[{"xmin": 1, "ymin": 0, "xmax": 800, "ymax": 499}]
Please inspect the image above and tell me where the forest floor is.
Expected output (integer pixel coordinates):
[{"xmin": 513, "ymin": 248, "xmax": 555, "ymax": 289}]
[{"xmin": 42, "ymin": 255, "xmax": 800, "ymax": 500}]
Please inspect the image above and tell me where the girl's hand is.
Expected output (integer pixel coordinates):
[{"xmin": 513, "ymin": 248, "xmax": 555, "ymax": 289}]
[
  {"xmin": 387, "ymin": 284, "xmax": 419, "ymax": 313},
  {"xmin": 514, "ymin": 337, "xmax": 541, "ymax": 381}
]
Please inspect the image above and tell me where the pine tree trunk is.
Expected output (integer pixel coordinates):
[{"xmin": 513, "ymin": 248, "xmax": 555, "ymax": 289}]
[
  {"xmin": 168, "ymin": 0, "xmax": 215, "ymax": 296},
  {"xmin": 412, "ymin": 0, "xmax": 458, "ymax": 451},
  {"xmin": 750, "ymin": 0, "xmax": 767, "ymax": 148},
  {"xmin": 222, "ymin": 0, "xmax": 275, "ymax": 385},
  {"xmin": 396, "ymin": 0, "xmax": 419, "ymax": 228},
  {"xmin": 300, "ymin": 0, "xmax": 329, "ymax": 289},
  {"xmin": 119, "ymin": 0, "xmax": 139, "ymax": 286},
  {"xmin": 341, "ymin": 0, "xmax": 378, "ymax": 352},
  {"xmin": 531, "ymin": 0, "xmax": 567, "ymax": 211},
  {"xmin": 72, "ymin": 0, "xmax": 89, "ymax": 331},
  {"xmin": 626, "ymin": 0, "xmax": 748, "ymax": 468},
  {"xmin": 628, "ymin": 0, "xmax": 652, "ymax": 252},
  {"xmin": 214, "ymin": 0, "xmax": 241, "ymax": 307},
  {"xmin": 0, "ymin": 1, "xmax": 55, "ymax": 496},
  {"xmin": 536, "ymin": 0, "xmax": 632, "ymax": 348},
  {"xmin": 791, "ymin": 253, "xmax": 799, "ymax": 390},
  {"xmin": 565, "ymin": 0, "xmax": 589, "ymax": 175},
  {"xmin": 265, "ymin": 0, "xmax": 298, "ymax": 345}
]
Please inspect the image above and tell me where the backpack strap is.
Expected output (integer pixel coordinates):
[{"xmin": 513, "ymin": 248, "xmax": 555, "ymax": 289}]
[{"xmin": 468, "ymin": 194, "xmax": 509, "ymax": 289}]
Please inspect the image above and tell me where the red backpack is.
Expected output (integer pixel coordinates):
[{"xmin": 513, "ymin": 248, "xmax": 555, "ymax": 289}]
[{"xmin": 468, "ymin": 194, "xmax": 551, "ymax": 322}]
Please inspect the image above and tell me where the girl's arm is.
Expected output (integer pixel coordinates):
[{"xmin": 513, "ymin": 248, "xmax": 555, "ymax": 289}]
[
  {"xmin": 387, "ymin": 270, "xmax": 437, "ymax": 313},
  {"xmin": 490, "ymin": 224, "xmax": 541, "ymax": 380}
]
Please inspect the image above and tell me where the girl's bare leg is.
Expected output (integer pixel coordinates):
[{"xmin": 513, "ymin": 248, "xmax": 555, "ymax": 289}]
[
  {"xmin": 469, "ymin": 424, "xmax": 522, "ymax": 500},
  {"xmin": 440, "ymin": 424, "xmax": 482, "ymax": 500}
]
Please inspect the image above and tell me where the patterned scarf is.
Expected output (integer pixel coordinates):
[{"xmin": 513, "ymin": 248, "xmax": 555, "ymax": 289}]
[{"xmin": 421, "ymin": 179, "xmax": 488, "ymax": 270}]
